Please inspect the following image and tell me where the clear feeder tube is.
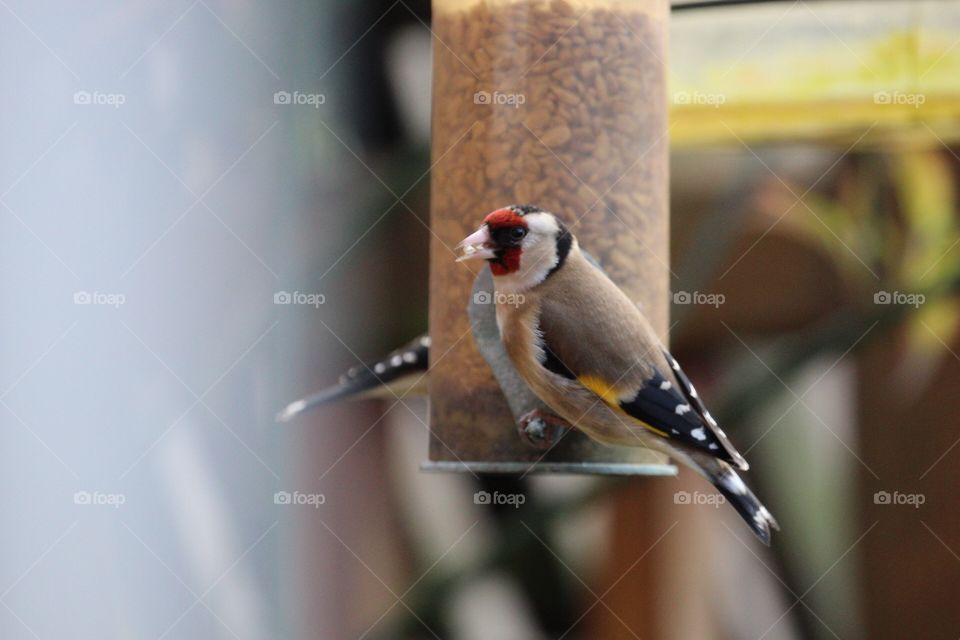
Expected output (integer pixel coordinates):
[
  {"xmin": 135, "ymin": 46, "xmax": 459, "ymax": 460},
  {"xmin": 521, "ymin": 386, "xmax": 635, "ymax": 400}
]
[{"xmin": 427, "ymin": 0, "xmax": 671, "ymax": 473}]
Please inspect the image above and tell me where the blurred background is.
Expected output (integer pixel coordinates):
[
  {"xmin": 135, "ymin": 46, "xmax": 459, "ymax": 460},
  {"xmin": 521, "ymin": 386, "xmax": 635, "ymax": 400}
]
[{"xmin": 2, "ymin": 0, "xmax": 959, "ymax": 638}]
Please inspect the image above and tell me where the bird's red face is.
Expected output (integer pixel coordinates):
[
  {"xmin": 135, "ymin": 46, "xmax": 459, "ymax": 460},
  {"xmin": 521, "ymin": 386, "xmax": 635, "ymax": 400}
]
[
  {"xmin": 457, "ymin": 205, "xmax": 572, "ymax": 291},
  {"xmin": 456, "ymin": 207, "xmax": 530, "ymax": 276}
]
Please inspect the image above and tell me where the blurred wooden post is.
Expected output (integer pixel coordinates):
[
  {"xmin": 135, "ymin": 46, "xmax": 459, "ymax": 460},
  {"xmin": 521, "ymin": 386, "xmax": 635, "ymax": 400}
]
[
  {"xmin": 426, "ymin": 0, "xmax": 672, "ymax": 473},
  {"xmin": 858, "ymin": 313, "xmax": 960, "ymax": 636}
]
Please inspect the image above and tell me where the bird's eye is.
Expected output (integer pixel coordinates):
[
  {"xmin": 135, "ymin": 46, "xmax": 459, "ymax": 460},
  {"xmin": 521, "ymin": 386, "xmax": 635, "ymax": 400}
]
[{"xmin": 510, "ymin": 227, "xmax": 527, "ymax": 240}]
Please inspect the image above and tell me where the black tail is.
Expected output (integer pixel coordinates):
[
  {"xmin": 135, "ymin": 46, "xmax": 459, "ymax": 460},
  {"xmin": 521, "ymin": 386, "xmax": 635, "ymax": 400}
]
[
  {"xmin": 690, "ymin": 452, "xmax": 779, "ymax": 545},
  {"xmin": 276, "ymin": 335, "xmax": 430, "ymax": 422}
]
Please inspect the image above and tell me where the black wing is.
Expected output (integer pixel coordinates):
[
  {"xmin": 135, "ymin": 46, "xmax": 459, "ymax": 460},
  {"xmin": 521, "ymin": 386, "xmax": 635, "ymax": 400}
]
[
  {"xmin": 276, "ymin": 335, "xmax": 430, "ymax": 422},
  {"xmin": 617, "ymin": 352, "xmax": 748, "ymax": 469}
]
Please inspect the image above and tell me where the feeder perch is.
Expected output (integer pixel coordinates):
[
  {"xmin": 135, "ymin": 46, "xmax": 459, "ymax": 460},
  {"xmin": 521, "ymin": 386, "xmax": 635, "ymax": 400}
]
[{"xmin": 424, "ymin": 0, "xmax": 675, "ymax": 475}]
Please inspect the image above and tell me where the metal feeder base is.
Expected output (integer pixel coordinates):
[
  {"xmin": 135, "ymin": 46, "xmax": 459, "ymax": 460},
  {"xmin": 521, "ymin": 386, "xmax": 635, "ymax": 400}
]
[{"xmin": 421, "ymin": 461, "xmax": 678, "ymax": 476}]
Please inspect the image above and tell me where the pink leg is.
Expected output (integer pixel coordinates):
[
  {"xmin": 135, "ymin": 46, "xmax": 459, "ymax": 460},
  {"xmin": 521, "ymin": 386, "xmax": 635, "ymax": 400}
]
[{"xmin": 517, "ymin": 409, "xmax": 569, "ymax": 450}]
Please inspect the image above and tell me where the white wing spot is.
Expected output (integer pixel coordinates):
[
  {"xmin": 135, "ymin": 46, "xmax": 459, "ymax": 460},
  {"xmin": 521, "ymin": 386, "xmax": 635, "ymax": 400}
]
[
  {"xmin": 659, "ymin": 380, "xmax": 672, "ymax": 390},
  {"xmin": 754, "ymin": 506, "xmax": 773, "ymax": 525},
  {"xmin": 691, "ymin": 426, "xmax": 706, "ymax": 441},
  {"xmin": 708, "ymin": 443, "xmax": 718, "ymax": 450},
  {"xmin": 374, "ymin": 363, "xmax": 386, "ymax": 374},
  {"xmin": 420, "ymin": 336, "xmax": 431, "ymax": 347},
  {"xmin": 689, "ymin": 385, "xmax": 698, "ymax": 398},
  {"xmin": 402, "ymin": 351, "xmax": 417, "ymax": 363},
  {"xmin": 722, "ymin": 472, "xmax": 748, "ymax": 495},
  {"xmin": 675, "ymin": 404, "xmax": 691, "ymax": 416},
  {"xmin": 390, "ymin": 355, "xmax": 403, "ymax": 367}
]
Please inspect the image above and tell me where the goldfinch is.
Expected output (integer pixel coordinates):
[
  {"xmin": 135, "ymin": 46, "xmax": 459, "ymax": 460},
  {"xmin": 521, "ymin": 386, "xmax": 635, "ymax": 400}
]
[
  {"xmin": 457, "ymin": 204, "xmax": 779, "ymax": 544},
  {"xmin": 276, "ymin": 335, "xmax": 430, "ymax": 422}
]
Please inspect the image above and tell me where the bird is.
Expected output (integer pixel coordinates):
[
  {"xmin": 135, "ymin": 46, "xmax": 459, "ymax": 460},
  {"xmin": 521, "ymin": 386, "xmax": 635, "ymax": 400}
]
[
  {"xmin": 456, "ymin": 204, "xmax": 779, "ymax": 544},
  {"xmin": 276, "ymin": 334, "xmax": 430, "ymax": 422}
]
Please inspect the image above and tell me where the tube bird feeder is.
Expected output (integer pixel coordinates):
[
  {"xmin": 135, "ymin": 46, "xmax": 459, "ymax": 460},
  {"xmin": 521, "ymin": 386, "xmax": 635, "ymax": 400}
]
[{"xmin": 426, "ymin": 0, "xmax": 673, "ymax": 474}]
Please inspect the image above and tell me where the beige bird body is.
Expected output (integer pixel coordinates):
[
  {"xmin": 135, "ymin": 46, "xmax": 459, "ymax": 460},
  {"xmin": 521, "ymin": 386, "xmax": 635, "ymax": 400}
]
[{"xmin": 497, "ymin": 240, "xmax": 666, "ymax": 449}]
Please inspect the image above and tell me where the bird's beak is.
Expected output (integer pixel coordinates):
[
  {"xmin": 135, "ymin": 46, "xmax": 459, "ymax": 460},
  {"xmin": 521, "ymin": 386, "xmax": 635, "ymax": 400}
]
[{"xmin": 456, "ymin": 225, "xmax": 496, "ymax": 262}]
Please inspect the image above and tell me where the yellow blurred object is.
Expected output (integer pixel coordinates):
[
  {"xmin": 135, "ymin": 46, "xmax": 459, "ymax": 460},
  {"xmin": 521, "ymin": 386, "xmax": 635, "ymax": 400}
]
[{"xmin": 671, "ymin": 0, "xmax": 960, "ymax": 146}]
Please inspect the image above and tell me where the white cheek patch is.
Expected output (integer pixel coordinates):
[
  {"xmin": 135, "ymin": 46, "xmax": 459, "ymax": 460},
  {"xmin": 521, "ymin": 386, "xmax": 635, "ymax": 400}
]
[{"xmin": 506, "ymin": 239, "xmax": 558, "ymax": 292}]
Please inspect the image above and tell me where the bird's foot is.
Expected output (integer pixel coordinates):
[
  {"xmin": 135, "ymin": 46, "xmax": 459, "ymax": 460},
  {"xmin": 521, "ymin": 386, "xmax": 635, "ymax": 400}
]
[{"xmin": 517, "ymin": 409, "xmax": 568, "ymax": 450}]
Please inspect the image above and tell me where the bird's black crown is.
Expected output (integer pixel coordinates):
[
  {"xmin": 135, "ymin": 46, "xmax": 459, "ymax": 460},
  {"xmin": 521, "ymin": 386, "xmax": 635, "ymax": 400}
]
[{"xmin": 509, "ymin": 204, "xmax": 543, "ymax": 216}]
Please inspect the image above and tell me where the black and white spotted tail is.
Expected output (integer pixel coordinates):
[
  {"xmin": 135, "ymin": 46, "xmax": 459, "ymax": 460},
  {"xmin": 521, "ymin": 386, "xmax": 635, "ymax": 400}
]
[
  {"xmin": 276, "ymin": 335, "xmax": 430, "ymax": 422},
  {"xmin": 689, "ymin": 451, "xmax": 780, "ymax": 545}
]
